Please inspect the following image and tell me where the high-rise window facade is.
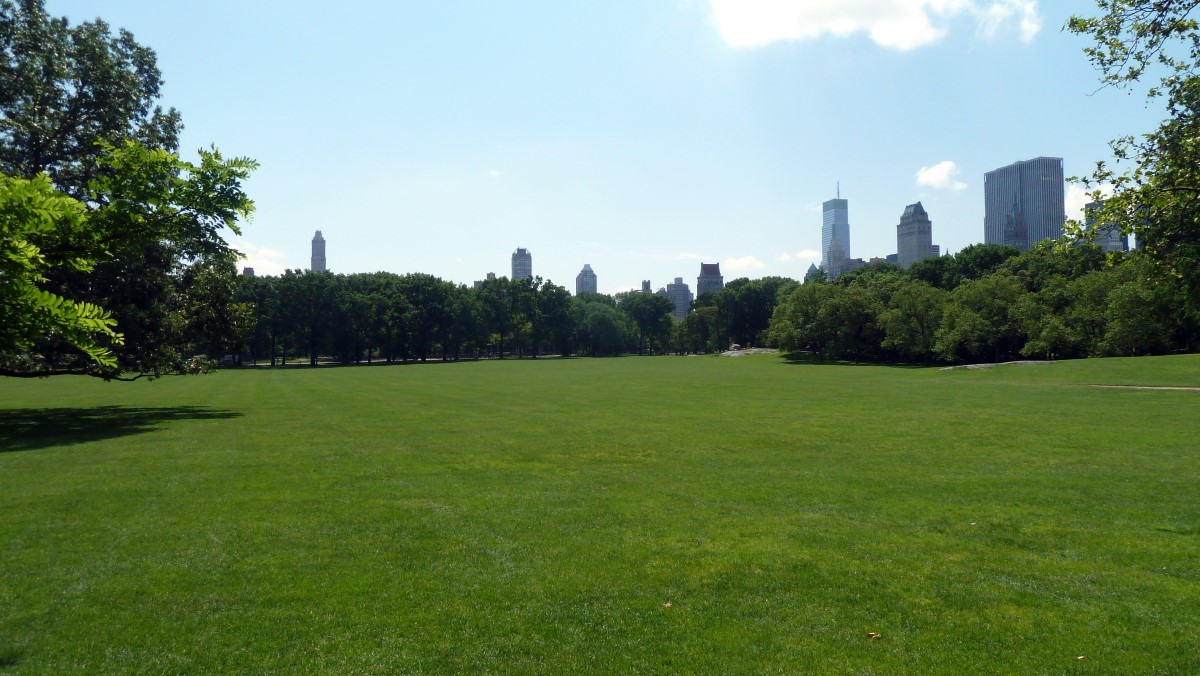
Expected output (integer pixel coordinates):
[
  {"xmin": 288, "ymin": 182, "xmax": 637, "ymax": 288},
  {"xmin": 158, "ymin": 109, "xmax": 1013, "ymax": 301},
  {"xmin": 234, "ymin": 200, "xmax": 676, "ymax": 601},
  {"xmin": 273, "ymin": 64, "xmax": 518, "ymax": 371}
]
[
  {"xmin": 665, "ymin": 277, "xmax": 693, "ymax": 320},
  {"xmin": 311, "ymin": 230, "xmax": 326, "ymax": 272},
  {"xmin": 697, "ymin": 263, "xmax": 723, "ymax": 296},
  {"xmin": 576, "ymin": 264, "xmax": 597, "ymax": 295},
  {"xmin": 1085, "ymin": 200, "xmax": 1129, "ymax": 252},
  {"xmin": 896, "ymin": 202, "xmax": 934, "ymax": 269},
  {"xmin": 822, "ymin": 197, "xmax": 850, "ymax": 271},
  {"xmin": 511, "ymin": 248, "xmax": 532, "ymax": 280},
  {"xmin": 984, "ymin": 157, "xmax": 1065, "ymax": 250}
]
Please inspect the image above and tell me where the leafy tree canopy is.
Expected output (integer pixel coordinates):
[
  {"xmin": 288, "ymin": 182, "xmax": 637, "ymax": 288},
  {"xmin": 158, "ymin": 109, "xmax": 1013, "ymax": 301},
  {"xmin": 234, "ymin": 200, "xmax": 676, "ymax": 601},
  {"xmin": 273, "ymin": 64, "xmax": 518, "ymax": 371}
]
[
  {"xmin": 0, "ymin": 173, "xmax": 120, "ymax": 368},
  {"xmin": 0, "ymin": 0, "xmax": 181, "ymax": 196},
  {"xmin": 2, "ymin": 142, "xmax": 255, "ymax": 379},
  {"xmin": 1068, "ymin": 0, "xmax": 1200, "ymax": 301},
  {"xmin": 0, "ymin": 2, "xmax": 255, "ymax": 379}
]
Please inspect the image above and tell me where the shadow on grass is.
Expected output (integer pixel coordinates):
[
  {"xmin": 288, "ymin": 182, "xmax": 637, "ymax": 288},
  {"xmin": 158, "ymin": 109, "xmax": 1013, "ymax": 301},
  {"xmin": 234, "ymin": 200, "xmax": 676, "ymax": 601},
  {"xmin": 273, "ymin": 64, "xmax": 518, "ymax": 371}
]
[
  {"xmin": 779, "ymin": 352, "xmax": 934, "ymax": 369},
  {"xmin": 0, "ymin": 406, "xmax": 242, "ymax": 454},
  {"xmin": 231, "ymin": 354, "xmax": 582, "ymax": 369}
]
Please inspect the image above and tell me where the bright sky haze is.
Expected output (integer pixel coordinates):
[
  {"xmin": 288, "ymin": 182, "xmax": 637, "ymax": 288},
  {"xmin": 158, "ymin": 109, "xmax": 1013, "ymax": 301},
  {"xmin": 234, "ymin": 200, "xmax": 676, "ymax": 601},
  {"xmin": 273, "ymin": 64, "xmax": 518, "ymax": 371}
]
[{"xmin": 50, "ymin": 1, "xmax": 1160, "ymax": 293}]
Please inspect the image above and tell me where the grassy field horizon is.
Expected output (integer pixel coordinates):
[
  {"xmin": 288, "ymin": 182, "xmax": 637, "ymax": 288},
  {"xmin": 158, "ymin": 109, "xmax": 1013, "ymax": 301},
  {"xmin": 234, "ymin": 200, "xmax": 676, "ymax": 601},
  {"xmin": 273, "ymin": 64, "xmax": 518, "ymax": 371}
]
[{"xmin": 2, "ymin": 355, "xmax": 1198, "ymax": 672}]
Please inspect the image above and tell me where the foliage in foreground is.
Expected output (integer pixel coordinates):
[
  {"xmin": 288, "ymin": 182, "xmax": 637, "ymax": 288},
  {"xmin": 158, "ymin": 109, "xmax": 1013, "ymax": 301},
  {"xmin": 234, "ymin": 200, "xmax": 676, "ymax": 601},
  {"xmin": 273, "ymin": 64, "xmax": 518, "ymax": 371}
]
[
  {"xmin": 1068, "ymin": 0, "xmax": 1200, "ymax": 307},
  {"xmin": 0, "ymin": 0, "xmax": 256, "ymax": 380},
  {"xmin": 0, "ymin": 173, "xmax": 121, "ymax": 367},
  {"xmin": 0, "ymin": 143, "xmax": 256, "ymax": 379}
]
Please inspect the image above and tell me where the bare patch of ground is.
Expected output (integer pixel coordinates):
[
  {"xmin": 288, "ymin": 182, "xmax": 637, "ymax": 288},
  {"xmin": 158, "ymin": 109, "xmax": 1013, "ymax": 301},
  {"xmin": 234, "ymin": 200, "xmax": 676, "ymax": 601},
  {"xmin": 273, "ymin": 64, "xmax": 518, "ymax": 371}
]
[
  {"xmin": 940, "ymin": 360, "xmax": 1056, "ymax": 370},
  {"xmin": 719, "ymin": 347, "xmax": 779, "ymax": 357}
]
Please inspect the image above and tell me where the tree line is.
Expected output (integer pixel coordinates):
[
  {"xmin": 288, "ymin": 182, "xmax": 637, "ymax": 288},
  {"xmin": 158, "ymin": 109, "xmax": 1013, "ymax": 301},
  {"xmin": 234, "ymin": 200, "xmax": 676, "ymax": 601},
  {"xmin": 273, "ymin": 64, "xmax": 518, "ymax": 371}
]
[
  {"xmin": 228, "ymin": 272, "xmax": 800, "ymax": 364},
  {"xmin": 224, "ymin": 242, "xmax": 1197, "ymax": 368},
  {"xmin": 771, "ymin": 244, "xmax": 1197, "ymax": 363}
]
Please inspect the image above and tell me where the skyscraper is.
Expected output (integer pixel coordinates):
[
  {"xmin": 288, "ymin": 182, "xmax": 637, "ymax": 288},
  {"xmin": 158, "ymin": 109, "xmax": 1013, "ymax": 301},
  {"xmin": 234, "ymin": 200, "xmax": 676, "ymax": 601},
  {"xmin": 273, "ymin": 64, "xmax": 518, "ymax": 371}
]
[
  {"xmin": 697, "ymin": 262, "xmax": 723, "ymax": 296},
  {"xmin": 1085, "ymin": 200, "xmax": 1129, "ymax": 252},
  {"xmin": 664, "ymin": 277, "xmax": 693, "ymax": 320},
  {"xmin": 984, "ymin": 157, "xmax": 1065, "ymax": 250},
  {"xmin": 822, "ymin": 194, "xmax": 850, "ymax": 271},
  {"xmin": 896, "ymin": 202, "xmax": 934, "ymax": 269},
  {"xmin": 511, "ymin": 247, "xmax": 532, "ymax": 280},
  {"xmin": 826, "ymin": 237, "xmax": 849, "ymax": 279},
  {"xmin": 575, "ymin": 264, "xmax": 597, "ymax": 295},
  {"xmin": 311, "ymin": 230, "xmax": 326, "ymax": 272}
]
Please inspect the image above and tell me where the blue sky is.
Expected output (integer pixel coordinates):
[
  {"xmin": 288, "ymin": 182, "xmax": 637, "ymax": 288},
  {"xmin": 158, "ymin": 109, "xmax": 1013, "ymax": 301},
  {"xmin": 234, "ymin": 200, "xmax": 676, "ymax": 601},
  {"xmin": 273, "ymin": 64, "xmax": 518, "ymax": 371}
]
[{"xmin": 51, "ymin": 1, "xmax": 1162, "ymax": 293}]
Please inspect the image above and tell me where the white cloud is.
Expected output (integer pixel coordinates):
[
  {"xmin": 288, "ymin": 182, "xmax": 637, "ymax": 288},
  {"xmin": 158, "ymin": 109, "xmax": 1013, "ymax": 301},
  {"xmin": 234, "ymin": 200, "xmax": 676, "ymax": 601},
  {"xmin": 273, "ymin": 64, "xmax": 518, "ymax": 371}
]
[
  {"xmin": 709, "ymin": 0, "xmax": 1041, "ymax": 51},
  {"xmin": 488, "ymin": 169, "xmax": 503, "ymax": 177},
  {"xmin": 1065, "ymin": 183, "xmax": 1112, "ymax": 223},
  {"xmin": 778, "ymin": 248, "xmax": 821, "ymax": 262},
  {"xmin": 915, "ymin": 160, "xmax": 967, "ymax": 190},
  {"xmin": 724, "ymin": 255, "xmax": 768, "ymax": 272},
  {"xmin": 977, "ymin": 0, "xmax": 1040, "ymax": 42},
  {"xmin": 231, "ymin": 238, "xmax": 290, "ymax": 276}
]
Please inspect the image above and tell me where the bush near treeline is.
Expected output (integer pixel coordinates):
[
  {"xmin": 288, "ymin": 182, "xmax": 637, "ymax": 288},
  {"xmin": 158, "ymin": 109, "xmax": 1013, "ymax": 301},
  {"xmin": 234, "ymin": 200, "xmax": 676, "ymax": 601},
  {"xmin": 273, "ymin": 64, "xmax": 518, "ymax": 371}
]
[{"xmin": 771, "ymin": 243, "xmax": 1197, "ymax": 364}]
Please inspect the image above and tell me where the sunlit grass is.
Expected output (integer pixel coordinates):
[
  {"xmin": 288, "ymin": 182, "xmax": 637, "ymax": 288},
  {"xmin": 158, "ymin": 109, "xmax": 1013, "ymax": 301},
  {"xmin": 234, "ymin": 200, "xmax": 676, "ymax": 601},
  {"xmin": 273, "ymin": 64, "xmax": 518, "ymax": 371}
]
[{"xmin": 2, "ymin": 355, "xmax": 1198, "ymax": 672}]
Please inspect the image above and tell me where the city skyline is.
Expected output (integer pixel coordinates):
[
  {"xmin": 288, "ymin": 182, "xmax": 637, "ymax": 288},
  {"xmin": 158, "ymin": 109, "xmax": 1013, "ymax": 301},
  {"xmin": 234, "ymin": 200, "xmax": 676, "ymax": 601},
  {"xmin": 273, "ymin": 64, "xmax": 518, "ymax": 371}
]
[{"xmin": 50, "ymin": 1, "xmax": 1164, "ymax": 293}]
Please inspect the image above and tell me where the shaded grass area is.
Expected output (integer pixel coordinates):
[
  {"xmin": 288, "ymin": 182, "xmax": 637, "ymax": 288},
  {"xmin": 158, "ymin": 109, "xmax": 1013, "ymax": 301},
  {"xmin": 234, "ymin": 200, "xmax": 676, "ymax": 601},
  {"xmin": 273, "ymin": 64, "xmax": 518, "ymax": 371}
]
[
  {"xmin": 0, "ymin": 406, "xmax": 241, "ymax": 453},
  {"xmin": 1, "ymin": 355, "xmax": 1198, "ymax": 672}
]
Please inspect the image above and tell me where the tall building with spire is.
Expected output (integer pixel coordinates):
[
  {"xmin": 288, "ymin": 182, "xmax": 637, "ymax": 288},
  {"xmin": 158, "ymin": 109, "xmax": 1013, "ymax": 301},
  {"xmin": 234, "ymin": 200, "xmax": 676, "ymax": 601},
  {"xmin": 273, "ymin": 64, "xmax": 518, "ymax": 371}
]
[
  {"xmin": 311, "ymin": 230, "xmax": 326, "ymax": 272},
  {"xmin": 984, "ymin": 157, "xmax": 1065, "ymax": 250},
  {"xmin": 896, "ymin": 202, "xmax": 934, "ymax": 269},
  {"xmin": 575, "ymin": 264, "xmax": 597, "ymax": 295},
  {"xmin": 822, "ymin": 187, "xmax": 850, "ymax": 272},
  {"xmin": 511, "ymin": 247, "xmax": 532, "ymax": 280}
]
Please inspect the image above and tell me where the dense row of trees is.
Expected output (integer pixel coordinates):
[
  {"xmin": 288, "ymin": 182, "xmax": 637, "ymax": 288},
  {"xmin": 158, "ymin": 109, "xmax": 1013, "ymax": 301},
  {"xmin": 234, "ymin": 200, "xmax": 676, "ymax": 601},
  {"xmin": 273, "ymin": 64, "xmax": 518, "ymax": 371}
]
[
  {"xmin": 770, "ymin": 244, "xmax": 1198, "ymax": 363},
  {"xmin": 232, "ymin": 242, "xmax": 1197, "ymax": 368},
  {"xmin": 225, "ymin": 272, "xmax": 809, "ymax": 364}
]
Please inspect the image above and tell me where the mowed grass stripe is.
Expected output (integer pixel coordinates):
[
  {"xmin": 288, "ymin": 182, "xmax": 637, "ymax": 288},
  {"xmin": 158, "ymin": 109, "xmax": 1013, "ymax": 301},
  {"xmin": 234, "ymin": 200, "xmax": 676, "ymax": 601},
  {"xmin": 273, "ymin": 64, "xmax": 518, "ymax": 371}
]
[{"xmin": 1, "ymin": 355, "xmax": 1197, "ymax": 672}]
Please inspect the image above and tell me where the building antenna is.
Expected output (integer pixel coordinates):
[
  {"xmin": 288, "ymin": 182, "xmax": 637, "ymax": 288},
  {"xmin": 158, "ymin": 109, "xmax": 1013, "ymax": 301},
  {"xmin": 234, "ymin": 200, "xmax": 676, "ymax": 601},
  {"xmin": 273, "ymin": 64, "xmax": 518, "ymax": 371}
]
[{"xmin": 837, "ymin": 181, "xmax": 840, "ymax": 199}]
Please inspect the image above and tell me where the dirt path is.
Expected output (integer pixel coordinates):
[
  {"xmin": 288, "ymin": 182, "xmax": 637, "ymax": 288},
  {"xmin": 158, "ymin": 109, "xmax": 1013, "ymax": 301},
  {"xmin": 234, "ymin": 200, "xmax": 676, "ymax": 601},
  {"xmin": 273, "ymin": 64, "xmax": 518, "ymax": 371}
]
[{"xmin": 1089, "ymin": 385, "xmax": 1200, "ymax": 391}]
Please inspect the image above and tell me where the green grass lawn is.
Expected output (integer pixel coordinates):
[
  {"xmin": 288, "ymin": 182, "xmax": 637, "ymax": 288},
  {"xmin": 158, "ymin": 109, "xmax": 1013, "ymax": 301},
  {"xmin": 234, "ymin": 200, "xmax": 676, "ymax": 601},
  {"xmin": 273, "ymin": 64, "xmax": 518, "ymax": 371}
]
[{"xmin": 2, "ymin": 355, "xmax": 1198, "ymax": 672}]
